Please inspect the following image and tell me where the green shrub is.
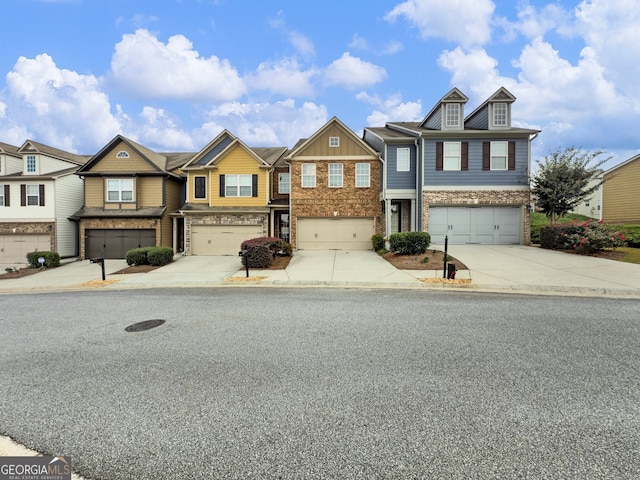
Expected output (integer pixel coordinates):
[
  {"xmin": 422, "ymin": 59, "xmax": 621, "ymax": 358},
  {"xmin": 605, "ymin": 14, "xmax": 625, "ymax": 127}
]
[
  {"xmin": 126, "ymin": 247, "xmax": 149, "ymax": 266},
  {"xmin": 541, "ymin": 221, "xmax": 627, "ymax": 254},
  {"xmin": 618, "ymin": 225, "xmax": 640, "ymax": 248},
  {"xmin": 242, "ymin": 245, "xmax": 273, "ymax": 268},
  {"xmin": 389, "ymin": 231, "xmax": 431, "ymax": 255},
  {"xmin": 26, "ymin": 251, "xmax": 60, "ymax": 268},
  {"xmin": 371, "ymin": 233, "xmax": 385, "ymax": 252},
  {"xmin": 146, "ymin": 247, "xmax": 174, "ymax": 266},
  {"xmin": 540, "ymin": 224, "xmax": 583, "ymax": 249},
  {"xmin": 240, "ymin": 236, "xmax": 293, "ymax": 268}
]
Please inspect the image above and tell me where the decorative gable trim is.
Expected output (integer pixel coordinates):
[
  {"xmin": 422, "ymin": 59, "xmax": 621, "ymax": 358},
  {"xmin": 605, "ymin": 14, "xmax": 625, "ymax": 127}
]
[{"xmin": 77, "ymin": 135, "xmax": 169, "ymax": 175}]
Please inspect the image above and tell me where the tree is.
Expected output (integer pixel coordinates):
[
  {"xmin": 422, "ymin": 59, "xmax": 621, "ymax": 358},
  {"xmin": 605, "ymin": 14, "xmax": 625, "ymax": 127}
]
[{"xmin": 531, "ymin": 147, "xmax": 610, "ymax": 224}]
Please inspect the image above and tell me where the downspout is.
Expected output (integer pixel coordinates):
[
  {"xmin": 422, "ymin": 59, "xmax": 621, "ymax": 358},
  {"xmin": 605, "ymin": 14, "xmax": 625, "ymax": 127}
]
[
  {"xmin": 382, "ymin": 145, "xmax": 388, "ymax": 240},
  {"xmin": 415, "ymin": 138, "xmax": 420, "ymax": 232}
]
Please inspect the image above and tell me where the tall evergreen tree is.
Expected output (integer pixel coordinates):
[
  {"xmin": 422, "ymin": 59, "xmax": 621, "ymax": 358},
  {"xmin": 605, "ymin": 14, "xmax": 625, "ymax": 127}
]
[{"xmin": 531, "ymin": 147, "xmax": 610, "ymax": 224}]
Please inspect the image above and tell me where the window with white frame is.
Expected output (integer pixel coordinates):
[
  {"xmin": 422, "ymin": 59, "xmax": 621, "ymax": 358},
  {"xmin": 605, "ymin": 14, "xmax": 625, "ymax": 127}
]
[
  {"xmin": 116, "ymin": 151, "xmax": 130, "ymax": 158},
  {"xmin": 397, "ymin": 148, "xmax": 410, "ymax": 172},
  {"xmin": 302, "ymin": 163, "xmax": 316, "ymax": 187},
  {"xmin": 443, "ymin": 142, "xmax": 461, "ymax": 170},
  {"xmin": 490, "ymin": 141, "xmax": 508, "ymax": 170},
  {"xmin": 26, "ymin": 184, "xmax": 40, "ymax": 205},
  {"xmin": 329, "ymin": 163, "xmax": 343, "ymax": 187},
  {"xmin": 329, "ymin": 136, "xmax": 339, "ymax": 147},
  {"xmin": 26, "ymin": 155, "xmax": 37, "ymax": 174},
  {"xmin": 194, "ymin": 176, "xmax": 206, "ymax": 199},
  {"xmin": 493, "ymin": 103, "xmax": 507, "ymax": 127},
  {"xmin": 445, "ymin": 104, "xmax": 460, "ymax": 128},
  {"xmin": 0, "ymin": 184, "xmax": 5, "ymax": 206},
  {"xmin": 278, "ymin": 172, "xmax": 290, "ymax": 194},
  {"xmin": 355, "ymin": 163, "xmax": 370, "ymax": 187},
  {"xmin": 107, "ymin": 178, "xmax": 134, "ymax": 202},
  {"xmin": 225, "ymin": 174, "xmax": 252, "ymax": 197}
]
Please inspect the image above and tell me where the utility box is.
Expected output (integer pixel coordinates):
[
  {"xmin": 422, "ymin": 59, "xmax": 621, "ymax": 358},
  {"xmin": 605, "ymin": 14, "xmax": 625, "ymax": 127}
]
[{"xmin": 447, "ymin": 263, "xmax": 457, "ymax": 280}]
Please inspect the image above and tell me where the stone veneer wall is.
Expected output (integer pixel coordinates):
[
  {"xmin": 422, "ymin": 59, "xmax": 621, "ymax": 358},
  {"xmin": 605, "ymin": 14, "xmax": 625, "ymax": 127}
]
[
  {"xmin": 79, "ymin": 218, "xmax": 160, "ymax": 259},
  {"xmin": 184, "ymin": 213, "xmax": 268, "ymax": 255},
  {"xmin": 423, "ymin": 190, "xmax": 531, "ymax": 245},
  {"xmin": 0, "ymin": 222, "xmax": 56, "ymax": 250}
]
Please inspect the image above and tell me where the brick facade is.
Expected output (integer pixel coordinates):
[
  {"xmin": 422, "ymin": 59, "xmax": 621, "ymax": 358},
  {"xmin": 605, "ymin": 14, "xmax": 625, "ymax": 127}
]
[
  {"xmin": 423, "ymin": 189, "xmax": 531, "ymax": 245},
  {"xmin": 0, "ymin": 222, "xmax": 56, "ymax": 250}
]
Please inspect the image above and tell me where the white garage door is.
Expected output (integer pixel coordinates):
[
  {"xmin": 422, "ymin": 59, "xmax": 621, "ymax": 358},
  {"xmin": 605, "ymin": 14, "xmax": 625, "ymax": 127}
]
[
  {"xmin": 0, "ymin": 234, "xmax": 50, "ymax": 265},
  {"xmin": 191, "ymin": 225, "xmax": 263, "ymax": 255},
  {"xmin": 297, "ymin": 218, "xmax": 374, "ymax": 250},
  {"xmin": 429, "ymin": 207, "xmax": 520, "ymax": 244}
]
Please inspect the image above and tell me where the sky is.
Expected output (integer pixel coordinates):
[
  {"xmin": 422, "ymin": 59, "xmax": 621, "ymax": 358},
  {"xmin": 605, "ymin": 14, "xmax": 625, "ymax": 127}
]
[{"xmin": 1, "ymin": 0, "xmax": 639, "ymax": 170}]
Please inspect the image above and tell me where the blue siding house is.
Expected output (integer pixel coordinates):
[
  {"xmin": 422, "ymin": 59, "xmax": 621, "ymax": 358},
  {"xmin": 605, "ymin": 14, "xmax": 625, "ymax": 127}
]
[{"xmin": 363, "ymin": 87, "xmax": 540, "ymax": 245}]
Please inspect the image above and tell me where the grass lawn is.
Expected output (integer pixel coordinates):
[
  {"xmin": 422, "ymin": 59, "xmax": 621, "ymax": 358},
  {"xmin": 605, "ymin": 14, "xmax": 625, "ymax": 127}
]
[{"xmin": 617, "ymin": 247, "xmax": 640, "ymax": 264}]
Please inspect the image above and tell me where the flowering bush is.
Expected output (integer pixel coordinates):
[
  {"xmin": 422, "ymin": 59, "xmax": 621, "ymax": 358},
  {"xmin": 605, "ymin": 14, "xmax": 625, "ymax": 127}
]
[{"xmin": 561, "ymin": 220, "xmax": 626, "ymax": 254}]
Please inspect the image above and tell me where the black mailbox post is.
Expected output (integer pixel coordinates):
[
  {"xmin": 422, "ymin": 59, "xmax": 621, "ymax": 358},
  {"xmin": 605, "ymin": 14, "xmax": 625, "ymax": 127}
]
[
  {"xmin": 238, "ymin": 249, "xmax": 249, "ymax": 278},
  {"xmin": 89, "ymin": 255, "xmax": 105, "ymax": 281}
]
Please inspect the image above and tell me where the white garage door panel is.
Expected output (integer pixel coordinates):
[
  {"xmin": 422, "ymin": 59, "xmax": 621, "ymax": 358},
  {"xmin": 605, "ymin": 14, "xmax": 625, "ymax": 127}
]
[
  {"xmin": 191, "ymin": 225, "xmax": 263, "ymax": 255},
  {"xmin": 429, "ymin": 207, "xmax": 520, "ymax": 245},
  {"xmin": 298, "ymin": 218, "xmax": 374, "ymax": 250},
  {"xmin": 0, "ymin": 234, "xmax": 50, "ymax": 264}
]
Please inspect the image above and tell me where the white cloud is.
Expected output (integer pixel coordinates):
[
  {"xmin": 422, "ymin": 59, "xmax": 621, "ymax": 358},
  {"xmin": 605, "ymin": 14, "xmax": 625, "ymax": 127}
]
[
  {"xmin": 133, "ymin": 106, "xmax": 195, "ymax": 150},
  {"xmin": 3, "ymin": 54, "xmax": 121, "ymax": 153},
  {"xmin": 288, "ymin": 31, "xmax": 315, "ymax": 59},
  {"xmin": 246, "ymin": 58, "xmax": 318, "ymax": 97},
  {"xmin": 197, "ymin": 99, "xmax": 328, "ymax": 147},
  {"xmin": 110, "ymin": 29, "xmax": 245, "ymax": 102},
  {"xmin": 385, "ymin": 0, "xmax": 495, "ymax": 48},
  {"xmin": 511, "ymin": 3, "xmax": 573, "ymax": 39},
  {"xmin": 356, "ymin": 92, "xmax": 422, "ymax": 126},
  {"xmin": 324, "ymin": 53, "xmax": 387, "ymax": 90}
]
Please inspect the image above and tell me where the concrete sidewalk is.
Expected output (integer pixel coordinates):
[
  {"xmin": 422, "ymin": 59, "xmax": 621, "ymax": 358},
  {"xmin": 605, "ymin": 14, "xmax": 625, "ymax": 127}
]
[{"xmin": 0, "ymin": 246, "xmax": 639, "ymax": 298}]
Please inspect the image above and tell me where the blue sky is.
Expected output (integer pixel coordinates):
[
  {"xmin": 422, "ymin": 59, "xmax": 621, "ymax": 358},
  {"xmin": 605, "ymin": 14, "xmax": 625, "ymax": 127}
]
[{"xmin": 1, "ymin": 0, "xmax": 639, "ymax": 170}]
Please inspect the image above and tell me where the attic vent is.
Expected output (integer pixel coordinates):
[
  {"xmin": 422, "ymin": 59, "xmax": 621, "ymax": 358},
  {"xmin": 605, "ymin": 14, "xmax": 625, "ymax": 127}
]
[{"xmin": 116, "ymin": 151, "xmax": 130, "ymax": 158}]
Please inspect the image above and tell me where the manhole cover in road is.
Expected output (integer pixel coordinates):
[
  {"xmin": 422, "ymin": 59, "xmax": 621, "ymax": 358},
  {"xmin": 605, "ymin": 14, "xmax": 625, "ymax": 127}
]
[{"xmin": 125, "ymin": 319, "xmax": 166, "ymax": 332}]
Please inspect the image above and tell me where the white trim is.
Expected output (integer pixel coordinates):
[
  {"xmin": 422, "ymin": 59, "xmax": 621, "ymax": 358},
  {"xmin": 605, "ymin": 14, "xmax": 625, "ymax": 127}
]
[{"xmin": 423, "ymin": 185, "xmax": 529, "ymax": 191}]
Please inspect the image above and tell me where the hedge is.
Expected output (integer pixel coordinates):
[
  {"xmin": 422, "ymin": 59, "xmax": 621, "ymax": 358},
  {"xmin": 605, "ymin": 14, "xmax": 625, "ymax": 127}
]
[
  {"xmin": 240, "ymin": 236, "xmax": 292, "ymax": 268},
  {"xmin": 126, "ymin": 246, "xmax": 174, "ymax": 266},
  {"xmin": 389, "ymin": 231, "xmax": 431, "ymax": 255},
  {"xmin": 26, "ymin": 251, "xmax": 60, "ymax": 268}
]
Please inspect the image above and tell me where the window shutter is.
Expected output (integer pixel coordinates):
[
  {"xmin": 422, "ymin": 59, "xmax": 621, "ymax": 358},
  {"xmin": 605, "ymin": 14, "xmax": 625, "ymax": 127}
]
[
  {"xmin": 482, "ymin": 142, "xmax": 490, "ymax": 171},
  {"xmin": 252, "ymin": 175, "xmax": 258, "ymax": 197},
  {"xmin": 436, "ymin": 142, "xmax": 443, "ymax": 171},
  {"xmin": 4, "ymin": 185, "xmax": 9, "ymax": 206},
  {"xmin": 39, "ymin": 184, "xmax": 45, "ymax": 206},
  {"xmin": 219, "ymin": 175, "xmax": 225, "ymax": 197},
  {"xmin": 508, "ymin": 141, "xmax": 516, "ymax": 170},
  {"xmin": 20, "ymin": 184, "xmax": 26, "ymax": 206},
  {"xmin": 461, "ymin": 142, "xmax": 469, "ymax": 171}
]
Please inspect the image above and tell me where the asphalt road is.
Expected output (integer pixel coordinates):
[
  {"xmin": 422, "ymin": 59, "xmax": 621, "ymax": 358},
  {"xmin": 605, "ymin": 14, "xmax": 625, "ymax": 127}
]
[{"xmin": 0, "ymin": 288, "xmax": 638, "ymax": 479}]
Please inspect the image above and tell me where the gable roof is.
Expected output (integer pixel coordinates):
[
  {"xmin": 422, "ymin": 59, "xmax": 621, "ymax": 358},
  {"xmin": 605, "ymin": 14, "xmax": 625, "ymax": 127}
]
[
  {"xmin": 419, "ymin": 87, "xmax": 469, "ymax": 128},
  {"xmin": 0, "ymin": 141, "xmax": 21, "ymax": 158},
  {"xmin": 76, "ymin": 135, "xmax": 172, "ymax": 174},
  {"xmin": 182, "ymin": 130, "xmax": 237, "ymax": 169},
  {"xmin": 285, "ymin": 116, "xmax": 379, "ymax": 159},
  {"xmin": 465, "ymin": 86, "xmax": 517, "ymax": 124},
  {"xmin": 605, "ymin": 153, "xmax": 640, "ymax": 176},
  {"xmin": 18, "ymin": 139, "xmax": 90, "ymax": 165}
]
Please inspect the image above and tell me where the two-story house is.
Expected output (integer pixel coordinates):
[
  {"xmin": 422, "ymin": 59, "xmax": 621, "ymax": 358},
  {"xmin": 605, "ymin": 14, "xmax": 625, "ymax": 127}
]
[
  {"xmin": 364, "ymin": 87, "xmax": 539, "ymax": 245},
  {"xmin": 71, "ymin": 135, "xmax": 189, "ymax": 259},
  {"xmin": 0, "ymin": 140, "xmax": 89, "ymax": 264},
  {"xmin": 286, "ymin": 117, "xmax": 382, "ymax": 250},
  {"xmin": 178, "ymin": 130, "xmax": 288, "ymax": 255}
]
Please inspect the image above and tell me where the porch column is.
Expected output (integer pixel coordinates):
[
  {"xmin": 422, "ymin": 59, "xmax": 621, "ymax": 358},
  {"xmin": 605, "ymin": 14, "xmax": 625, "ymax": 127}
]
[{"xmin": 410, "ymin": 199, "xmax": 416, "ymax": 231}]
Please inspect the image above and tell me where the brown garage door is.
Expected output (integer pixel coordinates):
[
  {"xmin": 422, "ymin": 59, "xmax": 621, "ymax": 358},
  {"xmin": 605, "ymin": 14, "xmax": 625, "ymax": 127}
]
[
  {"xmin": 297, "ymin": 218, "xmax": 374, "ymax": 250},
  {"xmin": 191, "ymin": 225, "xmax": 263, "ymax": 255},
  {"xmin": 0, "ymin": 234, "xmax": 51, "ymax": 264},
  {"xmin": 85, "ymin": 229, "xmax": 156, "ymax": 259}
]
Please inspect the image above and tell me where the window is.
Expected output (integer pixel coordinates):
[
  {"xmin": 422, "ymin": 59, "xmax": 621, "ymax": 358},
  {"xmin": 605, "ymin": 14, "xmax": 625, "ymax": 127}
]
[
  {"xmin": 329, "ymin": 163, "xmax": 343, "ymax": 187},
  {"xmin": 0, "ymin": 185, "xmax": 5, "ymax": 206},
  {"xmin": 443, "ymin": 142, "xmax": 461, "ymax": 170},
  {"xmin": 278, "ymin": 172, "xmax": 290, "ymax": 194},
  {"xmin": 329, "ymin": 136, "xmax": 339, "ymax": 147},
  {"xmin": 194, "ymin": 176, "xmax": 206, "ymax": 199},
  {"xmin": 490, "ymin": 142, "xmax": 508, "ymax": 170},
  {"xmin": 445, "ymin": 104, "xmax": 460, "ymax": 128},
  {"xmin": 355, "ymin": 163, "xmax": 370, "ymax": 187},
  {"xmin": 116, "ymin": 151, "xmax": 130, "ymax": 158},
  {"xmin": 26, "ymin": 155, "xmax": 37, "ymax": 173},
  {"xmin": 225, "ymin": 174, "xmax": 252, "ymax": 197},
  {"xmin": 26, "ymin": 184, "xmax": 40, "ymax": 205},
  {"xmin": 107, "ymin": 179, "xmax": 134, "ymax": 202},
  {"xmin": 397, "ymin": 148, "xmax": 410, "ymax": 172},
  {"xmin": 302, "ymin": 163, "xmax": 316, "ymax": 187},
  {"xmin": 493, "ymin": 103, "xmax": 507, "ymax": 127}
]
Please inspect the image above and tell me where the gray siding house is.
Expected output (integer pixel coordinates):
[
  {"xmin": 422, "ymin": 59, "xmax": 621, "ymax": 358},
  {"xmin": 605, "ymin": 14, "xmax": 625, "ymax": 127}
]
[{"xmin": 364, "ymin": 87, "xmax": 540, "ymax": 245}]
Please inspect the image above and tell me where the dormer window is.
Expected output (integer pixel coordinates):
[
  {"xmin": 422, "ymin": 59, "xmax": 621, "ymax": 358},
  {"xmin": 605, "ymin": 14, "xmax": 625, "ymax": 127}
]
[
  {"xmin": 493, "ymin": 103, "xmax": 508, "ymax": 128},
  {"xmin": 26, "ymin": 155, "xmax": 38, "ymax": 174},
  {"xmin": 329, "ymin": 137, "xmax": 339, "ymax": 147},
  {"xmin": 116, "ymin": 151, "xmax": 130, "ymax": 158},
  {"xmin": 445, "ymin": 104, "xmax": 460, "ymax": 128}
]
